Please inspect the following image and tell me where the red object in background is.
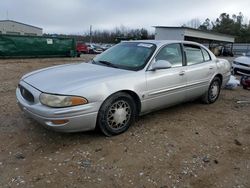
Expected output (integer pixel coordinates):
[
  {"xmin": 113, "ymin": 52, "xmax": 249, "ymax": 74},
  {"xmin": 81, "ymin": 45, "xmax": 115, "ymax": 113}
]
[
  {"xmin": 241, "ymin": 76, "xmax": 250, "ymax": 90},
  {"xmin": 76, "ymin": 43, "xmax": 89, "ymax": 56}
]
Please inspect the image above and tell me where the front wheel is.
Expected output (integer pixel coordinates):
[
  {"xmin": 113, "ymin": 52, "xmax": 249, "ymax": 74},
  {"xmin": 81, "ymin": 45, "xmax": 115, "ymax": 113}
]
[
  {"xmin": 202, "ymin": 77, "xmax": 221, "ymax": 104},
  {"xmin": 97, "ymin": 92, "xmax": 136, "ymax": 136}
]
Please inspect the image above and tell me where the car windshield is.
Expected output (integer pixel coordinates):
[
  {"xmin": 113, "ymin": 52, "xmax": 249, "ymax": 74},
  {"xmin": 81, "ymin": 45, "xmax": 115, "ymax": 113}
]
[{"xmin": 93, "ymin": 42, "xmax": 156, "ymax": 71}]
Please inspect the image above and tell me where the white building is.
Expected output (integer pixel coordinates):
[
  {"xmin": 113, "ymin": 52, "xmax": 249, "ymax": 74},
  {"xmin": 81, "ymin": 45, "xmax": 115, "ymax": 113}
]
[
  {"xmin": 154, "ymin": 26, "xmax": 235, "ymax": 55},
  {"xmin": 154, "ymin": 26, "xmax": 235, "ymax": 43},
  {"xmin": 0, "ymin": 20, "xmax": 43, "ymax": 36}
]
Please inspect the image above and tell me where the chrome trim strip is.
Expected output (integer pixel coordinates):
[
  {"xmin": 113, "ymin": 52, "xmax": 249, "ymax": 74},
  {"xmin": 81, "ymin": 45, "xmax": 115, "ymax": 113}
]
[{"xmin": 148, "ymin": 80, "xmax": 208, "ymax": 96}]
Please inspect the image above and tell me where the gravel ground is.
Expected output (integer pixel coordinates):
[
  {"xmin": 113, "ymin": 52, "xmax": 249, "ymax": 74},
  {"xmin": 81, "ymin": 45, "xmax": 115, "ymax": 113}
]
[{"xmin": 0, "ymin": 56, "xmax": 249, "ymax": 188}]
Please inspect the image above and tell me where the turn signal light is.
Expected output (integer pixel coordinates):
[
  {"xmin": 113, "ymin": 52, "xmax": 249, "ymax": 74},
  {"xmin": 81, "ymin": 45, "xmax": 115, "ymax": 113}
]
[
  {"xmin": 51, "ymin": 119, "xmax": 69, "ymax": 125},
  {"xmin": 71, "ymin": 97, "xmax": 88, "ymax": 106}
]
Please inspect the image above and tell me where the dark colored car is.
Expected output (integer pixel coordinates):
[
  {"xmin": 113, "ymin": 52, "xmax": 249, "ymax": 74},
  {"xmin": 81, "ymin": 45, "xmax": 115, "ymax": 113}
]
[
  {"xmin": 241, "ymin": 75, "xmax": 250, "ymax": 90},
  {"xmin": 76, "ymin": 42, "xmax": 89, "ymax": 57},
  {"xmin": 219, "ymin": 46, "xmax": 234, "ymax": 57}
]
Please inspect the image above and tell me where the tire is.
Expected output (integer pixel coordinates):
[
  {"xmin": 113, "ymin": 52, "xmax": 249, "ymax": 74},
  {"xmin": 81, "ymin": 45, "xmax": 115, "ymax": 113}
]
[
  {"xmin": 97, "ymin": 92, "xmax": 137, "ymax": 136},
  {"xmin": 243, "ymin": 85, "xmax": 247, "ymax": 90},
  {"xmin": 202, "ymin": 77, "xmax": 221, "ymax": 104},
  {"xmin": 240, "ymin": 76, "xmax": 244, "ymax": 85}
]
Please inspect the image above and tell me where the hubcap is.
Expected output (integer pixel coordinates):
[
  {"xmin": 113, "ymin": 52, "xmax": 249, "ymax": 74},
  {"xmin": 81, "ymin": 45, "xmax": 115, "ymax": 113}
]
[
  {"xmin": 107, "ymin": 100, "xmax": 131, "ymax": 129},
  {"xmin": 210, "ymin": 81, "xmax": 219, "ymax": 100}
]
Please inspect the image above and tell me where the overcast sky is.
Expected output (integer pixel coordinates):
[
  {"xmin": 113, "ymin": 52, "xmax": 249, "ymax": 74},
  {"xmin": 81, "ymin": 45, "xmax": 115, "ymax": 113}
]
[{"xmin": 1, "ymin": 0, "xmax": 250, "ymax": 34}]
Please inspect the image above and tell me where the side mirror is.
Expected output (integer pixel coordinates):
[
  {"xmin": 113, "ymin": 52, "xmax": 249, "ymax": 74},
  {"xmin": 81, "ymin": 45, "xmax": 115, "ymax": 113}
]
[
  {"xmin": 151, "ymin": 60, "xmax": 172, "ymax": 71},
  {"xmin": 242, "ymin": 53, "xmax": 246, "ymax": 56}
]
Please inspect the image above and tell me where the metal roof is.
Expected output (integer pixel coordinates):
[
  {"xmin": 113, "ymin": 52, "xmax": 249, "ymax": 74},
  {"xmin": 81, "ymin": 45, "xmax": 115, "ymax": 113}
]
[
  {"xmin": 154, "ymin": 26, "xmax": 235, "ymax": 43},
  {"xmin": 0, "ymin": 20, "xmax": 42, "ymax": 30},
  {"xmin": 124, "ymin": 40, "xmax": 207, "ymax": 48}
]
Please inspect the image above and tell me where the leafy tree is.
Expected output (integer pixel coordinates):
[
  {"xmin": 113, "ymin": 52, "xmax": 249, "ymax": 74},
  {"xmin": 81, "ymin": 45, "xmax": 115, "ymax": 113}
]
[
  {"xmin": 198, "ymin": 12, "xmax": 250, "ymax": 42},
  {"xmin": 215, "ymin": 13, "xmax": 250, "ymax": 42}
]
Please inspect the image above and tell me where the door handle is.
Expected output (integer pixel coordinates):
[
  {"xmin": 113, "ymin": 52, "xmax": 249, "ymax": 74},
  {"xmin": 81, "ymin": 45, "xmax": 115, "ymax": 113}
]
[
  {"xmin": 179, "ymin": 71, "xmax": 185, "ymax": 76},
  {"xmin": 209, "ymin": 66, "xmax": 214, "ymax": 70}
]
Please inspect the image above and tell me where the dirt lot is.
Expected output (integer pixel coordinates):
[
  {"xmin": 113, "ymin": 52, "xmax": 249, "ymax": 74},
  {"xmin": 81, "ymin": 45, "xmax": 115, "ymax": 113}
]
[{"xmin": 0, "ymin": 56, "xmax": 249, "ymax": 188}]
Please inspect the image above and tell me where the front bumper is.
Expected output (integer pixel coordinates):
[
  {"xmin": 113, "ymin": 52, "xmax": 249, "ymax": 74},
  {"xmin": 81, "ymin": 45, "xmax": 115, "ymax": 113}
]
[
  {"xmin": 16, "ymin": 81, "xmax": 99, "ymax": 132},
  {"xmin": 232, "ymin": 64, "xmax": 250, "ymax": 75}
]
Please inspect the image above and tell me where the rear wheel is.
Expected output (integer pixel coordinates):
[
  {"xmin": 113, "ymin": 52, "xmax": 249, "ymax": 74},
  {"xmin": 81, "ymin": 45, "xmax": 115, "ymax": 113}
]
[
  {"xmin": 97, "ymin": 92, "xmax": 136, "ymax": 136},
  {"xmin": 202, "ymin": 77, "xmax": 221, "ymax": 104}
]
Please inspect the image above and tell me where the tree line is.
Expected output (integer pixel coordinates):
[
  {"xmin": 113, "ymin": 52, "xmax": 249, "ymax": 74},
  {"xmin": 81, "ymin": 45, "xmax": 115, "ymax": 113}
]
[
  {"xmin": 44, "ymin": 12, "xmax": 250, "ymax": 43},
  {"xmin": 198, "ymin": 12, "xmax": 250, "ymax": 42},
  {"xmin": 44, "ymin": 26, "xmax": 154, "ymax": 44}
]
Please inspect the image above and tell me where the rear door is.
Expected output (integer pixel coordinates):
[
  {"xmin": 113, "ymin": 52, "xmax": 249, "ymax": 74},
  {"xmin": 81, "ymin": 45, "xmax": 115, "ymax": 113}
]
[
  {"xmin": 183, "ymin": 44, "xmax": 216, "ymax": 100},
  {"xmin": 145, "ymin": 43, "xmax": 187, "ymax": 112}
]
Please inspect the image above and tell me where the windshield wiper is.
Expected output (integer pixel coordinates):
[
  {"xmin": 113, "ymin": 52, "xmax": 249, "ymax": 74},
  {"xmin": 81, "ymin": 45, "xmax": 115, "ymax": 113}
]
[{"xmin": 97, "ymin": 60, "xmax": 118, "ymax": 68}]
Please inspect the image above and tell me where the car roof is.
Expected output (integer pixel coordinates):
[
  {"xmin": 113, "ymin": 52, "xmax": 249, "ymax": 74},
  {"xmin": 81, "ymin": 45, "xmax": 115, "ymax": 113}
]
[
  {"xmin": 121, "ymin": 40, "xmax": 216, "ymax": 61},
  {"xmin": 123, "ymin": 40, "xmax": 202, "ymax": 47}
]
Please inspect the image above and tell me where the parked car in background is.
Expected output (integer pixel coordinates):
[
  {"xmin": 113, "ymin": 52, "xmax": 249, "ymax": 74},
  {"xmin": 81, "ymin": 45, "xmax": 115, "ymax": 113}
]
[
  {"xmin": 87, "ymin": 44, "xmax": 103, "ymax": 54},
  {"xmin": 219, "ymin": 46, "xmax": 234, "ymax": 57},
  {"xmin": 16, "ymin": 40, "xmax": 231, "ymax": 136},
  {"xmin": 240, "ymin": 74, "xmax": 250, "ymax": 90},
  {"xmin": 76, "ymin": 42, "xmax": 89, "ymax": 57},
  {"xmin": 101, "ymin": 44, "xmax": 113, "ymax": 51},
  {"xmin": 232, "ymin": 52, "xmax": 250, "ymax": 75}
]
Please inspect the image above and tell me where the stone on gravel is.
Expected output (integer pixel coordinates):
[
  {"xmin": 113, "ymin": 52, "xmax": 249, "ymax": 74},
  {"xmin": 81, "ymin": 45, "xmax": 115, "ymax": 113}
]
[
  {"xmin": 234, "ymin": 139, "xmax": 242, "ymax": 146},
  {"xmin": 95, "ymin": 148, "xmax": 102, "ymax": 152},
  {"xmin": 79, "ymin": 160, "xmax": 91, "ymax": 168},
  {"xmin": 15, "ymin": 152, "xmax": 25, "ymax": 160},
  {"xmin": 202, "ymin": 156, "xmax": 210, "ymax": 163}
]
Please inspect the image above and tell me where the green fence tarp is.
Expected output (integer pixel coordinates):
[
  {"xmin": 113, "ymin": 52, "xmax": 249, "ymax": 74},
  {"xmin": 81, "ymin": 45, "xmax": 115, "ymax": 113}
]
[{"xmin": 0, "ymin": 35, "xmax": 76, "ymax": 58}]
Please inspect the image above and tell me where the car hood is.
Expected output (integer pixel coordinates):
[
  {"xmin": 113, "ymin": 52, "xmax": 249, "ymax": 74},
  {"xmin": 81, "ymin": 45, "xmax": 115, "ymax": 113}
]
[
  {"xmin": 235, "ymin": 56, "xmax": 250, "ymax": 65},
  {"xmin": 22, "ymin": 62, "xmax": 130, "ymax": 94}
]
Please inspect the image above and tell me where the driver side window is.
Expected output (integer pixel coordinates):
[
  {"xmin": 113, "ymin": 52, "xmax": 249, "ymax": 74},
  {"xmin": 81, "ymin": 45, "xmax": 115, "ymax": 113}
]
[{"xmin": 155, "ymin": 43, "xmax": 183, "ymax": 67}]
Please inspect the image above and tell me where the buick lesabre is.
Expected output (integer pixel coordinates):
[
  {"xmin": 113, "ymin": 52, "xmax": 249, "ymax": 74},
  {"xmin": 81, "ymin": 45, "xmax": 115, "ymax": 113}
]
[{"xmin": 16, "ymin": 40, "xmax": 231, "ymax": 136}]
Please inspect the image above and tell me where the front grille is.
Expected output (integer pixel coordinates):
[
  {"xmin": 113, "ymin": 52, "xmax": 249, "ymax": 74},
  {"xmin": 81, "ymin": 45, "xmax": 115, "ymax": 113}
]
[
  {"xmin": 19, "ymin": 85, "xmax": 34, "ymax": 103},
  {"xmin": 239, "ymin": 63, "xmax": 250, "ymax": 67},
  {"xmin": 235, "ymin": 68, "xmax": 250, "ymax": 75}
]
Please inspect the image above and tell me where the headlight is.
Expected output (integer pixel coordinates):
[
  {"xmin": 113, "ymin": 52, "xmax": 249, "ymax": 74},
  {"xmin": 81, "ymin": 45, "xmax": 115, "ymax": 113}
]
[
  {"xmin": 40, "ymin": 93, "xmax": 88, "ymax": 108},
  {"xmin": 233, "ymin": 61, "xmax": 239, "ymax": 65}
]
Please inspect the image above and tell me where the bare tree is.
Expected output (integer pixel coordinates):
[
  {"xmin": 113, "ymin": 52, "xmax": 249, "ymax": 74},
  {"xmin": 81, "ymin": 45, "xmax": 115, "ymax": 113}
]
[{"xmin": 184, "ymin": 18, "xmax": 201, "ymax": 29}]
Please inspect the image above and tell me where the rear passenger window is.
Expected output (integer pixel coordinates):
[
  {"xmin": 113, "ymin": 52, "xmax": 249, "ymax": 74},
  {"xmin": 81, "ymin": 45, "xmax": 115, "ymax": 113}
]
[
  {"xmin": 184, "ymin": 45, "xmax": 204, "ymax": 65},
  {"xmin": 201, "ymin": 48, "xmax": 211, "ymax": 61},
  {"xmin": 155, "ymin": 43, "xmax": 183, "ymax": 67}
]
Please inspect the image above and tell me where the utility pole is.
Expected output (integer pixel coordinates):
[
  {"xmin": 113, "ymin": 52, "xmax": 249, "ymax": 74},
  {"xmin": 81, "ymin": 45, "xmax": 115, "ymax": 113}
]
[
  {"xmin": 6, "ymin": 10, "xmax": 9, "ymax": 20},
  {"xmin": 90, "ymin": 25, "xmax": 92, "ymax": 43}
]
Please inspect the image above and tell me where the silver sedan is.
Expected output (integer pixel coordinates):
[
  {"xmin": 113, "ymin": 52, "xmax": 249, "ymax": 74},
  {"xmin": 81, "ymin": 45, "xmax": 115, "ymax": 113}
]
[{"xmin": 16, "ymin": 40, "xmax": 231, "ymax": 136}]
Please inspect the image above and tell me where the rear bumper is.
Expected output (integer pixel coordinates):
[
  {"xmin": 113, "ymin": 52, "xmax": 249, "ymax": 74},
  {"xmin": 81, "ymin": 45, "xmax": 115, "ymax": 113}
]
[{"xmin": 16, "ymin": 81, "xmax": 98, "ymax": 132}]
